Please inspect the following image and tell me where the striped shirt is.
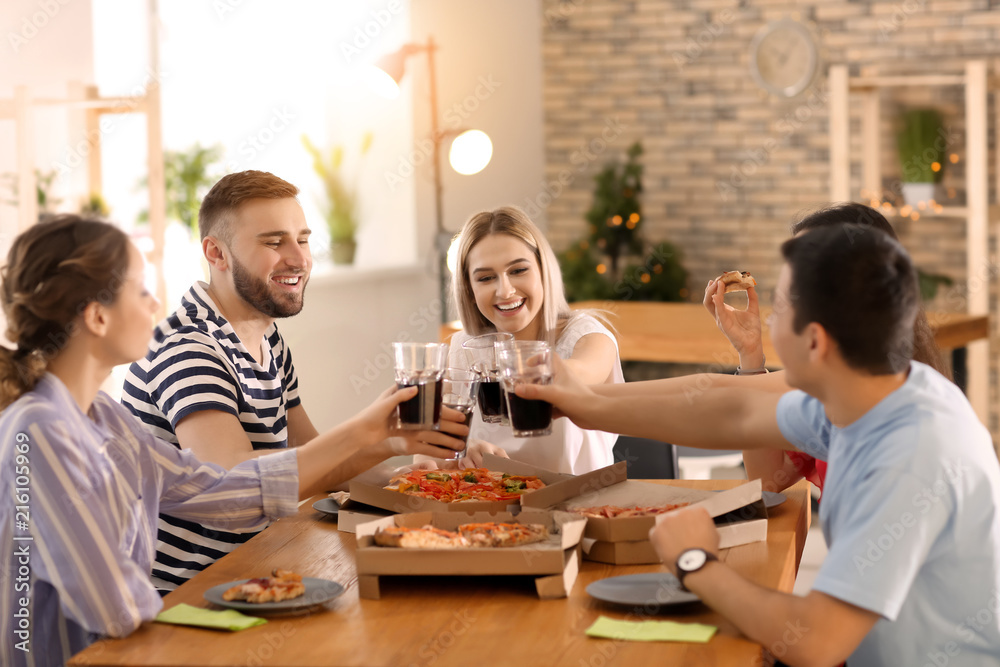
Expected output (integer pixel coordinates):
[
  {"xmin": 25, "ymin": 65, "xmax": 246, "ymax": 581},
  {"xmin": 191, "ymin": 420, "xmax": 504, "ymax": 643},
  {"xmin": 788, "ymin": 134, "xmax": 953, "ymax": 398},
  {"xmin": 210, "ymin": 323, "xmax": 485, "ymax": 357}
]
[
  {"xmin": 121, "ymin": 282, "xmax": 301, "ymax": 592},
  {"xmin": 0, "ymin": 373, "xmax": 298, "ymax": 667}
]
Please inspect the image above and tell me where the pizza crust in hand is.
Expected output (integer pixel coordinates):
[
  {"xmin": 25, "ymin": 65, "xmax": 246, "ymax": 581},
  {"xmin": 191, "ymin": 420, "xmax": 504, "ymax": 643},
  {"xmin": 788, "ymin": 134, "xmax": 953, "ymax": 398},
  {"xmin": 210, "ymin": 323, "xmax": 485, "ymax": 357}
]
[{"xmin": 717, "ymin": 270, "xmax": 757, "ymax": 293}]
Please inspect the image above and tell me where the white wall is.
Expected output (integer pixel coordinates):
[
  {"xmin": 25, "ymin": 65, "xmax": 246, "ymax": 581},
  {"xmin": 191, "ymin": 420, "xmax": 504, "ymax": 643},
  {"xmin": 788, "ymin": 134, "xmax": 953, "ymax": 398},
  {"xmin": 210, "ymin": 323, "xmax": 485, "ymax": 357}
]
[
  {"xmin": 0, "ymin": 0, "xmax": 96, "ymax": 250},
  {"xmin": 287, "ymin": 0, "xmax": 546, "ymax": 430}
]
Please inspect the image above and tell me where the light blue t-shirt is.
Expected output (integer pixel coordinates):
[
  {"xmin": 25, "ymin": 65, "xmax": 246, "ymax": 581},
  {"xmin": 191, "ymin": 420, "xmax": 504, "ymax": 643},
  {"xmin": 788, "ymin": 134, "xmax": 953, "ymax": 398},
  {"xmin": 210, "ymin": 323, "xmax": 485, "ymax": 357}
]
[{"xmin": 777, "ymin": 362, "xmax": 1000, "ymax": 666}]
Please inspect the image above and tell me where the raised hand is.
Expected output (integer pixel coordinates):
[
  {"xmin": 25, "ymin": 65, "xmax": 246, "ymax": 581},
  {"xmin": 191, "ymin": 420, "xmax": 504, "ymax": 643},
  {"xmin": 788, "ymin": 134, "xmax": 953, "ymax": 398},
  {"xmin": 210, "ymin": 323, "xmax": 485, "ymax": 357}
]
[{"xmin": 703, "ymin": 279, "xmax": 765, "ymax": 369}]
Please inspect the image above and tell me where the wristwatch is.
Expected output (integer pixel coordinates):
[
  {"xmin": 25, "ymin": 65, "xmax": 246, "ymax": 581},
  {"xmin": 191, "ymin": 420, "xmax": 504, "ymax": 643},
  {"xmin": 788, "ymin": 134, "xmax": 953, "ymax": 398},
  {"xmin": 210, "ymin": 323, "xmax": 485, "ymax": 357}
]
[{"xmin": 675, "ymin": 548, "xmax": 718, "ymax": 591}]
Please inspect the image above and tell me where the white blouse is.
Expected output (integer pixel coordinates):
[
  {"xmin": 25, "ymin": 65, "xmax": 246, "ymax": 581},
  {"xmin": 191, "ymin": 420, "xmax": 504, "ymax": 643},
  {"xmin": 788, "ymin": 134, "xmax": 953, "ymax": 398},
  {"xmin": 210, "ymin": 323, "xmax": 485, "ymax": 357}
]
[{"xmin": 448, "ymin": 313, "xmax": 623, "ymax": 474}]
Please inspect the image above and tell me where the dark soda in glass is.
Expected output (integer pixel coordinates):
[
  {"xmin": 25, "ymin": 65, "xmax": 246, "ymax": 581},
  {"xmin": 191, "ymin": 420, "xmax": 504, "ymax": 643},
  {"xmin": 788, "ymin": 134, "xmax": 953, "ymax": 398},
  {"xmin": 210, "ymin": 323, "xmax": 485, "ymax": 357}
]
[
  {"xmin": 506, "ymin": 393, "xmax": 553, "ymax": 436},
  {"xmin": 397, "ymin": 378, "xmax": 443, "ymax": 428},
  {"xmin": 477, "ymin": 379, "xmax": 505, "ymax": 423}
]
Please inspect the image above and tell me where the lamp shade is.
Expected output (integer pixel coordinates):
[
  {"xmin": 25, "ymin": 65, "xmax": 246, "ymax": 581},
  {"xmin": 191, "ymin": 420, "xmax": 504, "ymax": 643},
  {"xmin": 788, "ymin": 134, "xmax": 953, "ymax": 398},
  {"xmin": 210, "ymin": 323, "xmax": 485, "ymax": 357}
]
[{"xmin": 448, "ymin": 129, "xmax": 493, "ymax": 175}]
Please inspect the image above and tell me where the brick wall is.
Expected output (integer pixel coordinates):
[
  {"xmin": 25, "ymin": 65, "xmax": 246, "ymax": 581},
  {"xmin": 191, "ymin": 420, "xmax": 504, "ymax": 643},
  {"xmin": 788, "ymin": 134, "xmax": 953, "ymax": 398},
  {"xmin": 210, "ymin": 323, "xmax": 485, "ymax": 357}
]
[{"xmin": 541, "ymin": 0, "xmax": 1000, "ymax": 443}]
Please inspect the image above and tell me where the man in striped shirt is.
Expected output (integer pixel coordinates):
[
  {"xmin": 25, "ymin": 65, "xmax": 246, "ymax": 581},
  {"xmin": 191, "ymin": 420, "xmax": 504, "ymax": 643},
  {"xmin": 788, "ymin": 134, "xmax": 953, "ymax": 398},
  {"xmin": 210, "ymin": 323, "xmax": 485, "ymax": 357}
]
[{"xmin": 122, "ymin": 171, "xmax": 462, "ymax": 592}]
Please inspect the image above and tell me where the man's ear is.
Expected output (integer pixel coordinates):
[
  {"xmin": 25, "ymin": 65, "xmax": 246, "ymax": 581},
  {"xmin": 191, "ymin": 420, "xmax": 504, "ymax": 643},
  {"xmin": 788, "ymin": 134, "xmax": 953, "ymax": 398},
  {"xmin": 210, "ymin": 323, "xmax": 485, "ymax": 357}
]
[
  {"xmin": 806, "ymin": 322, "xmax": 833, "ymax": 362},
  {"xmin": 80, "ymin": 301, "xmax": 109, "ymax": 337},
  {"xmin": 203, "ymin": 236, "xmax": 229, "ymax": 272}
]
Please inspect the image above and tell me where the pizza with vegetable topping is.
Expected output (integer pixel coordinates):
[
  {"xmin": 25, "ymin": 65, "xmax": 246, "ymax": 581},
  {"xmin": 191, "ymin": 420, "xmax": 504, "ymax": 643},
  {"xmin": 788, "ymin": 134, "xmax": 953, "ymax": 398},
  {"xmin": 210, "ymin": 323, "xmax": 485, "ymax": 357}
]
[{"xmin": 384, "ymin": 468, "xmax": 546, "ymax": 503}]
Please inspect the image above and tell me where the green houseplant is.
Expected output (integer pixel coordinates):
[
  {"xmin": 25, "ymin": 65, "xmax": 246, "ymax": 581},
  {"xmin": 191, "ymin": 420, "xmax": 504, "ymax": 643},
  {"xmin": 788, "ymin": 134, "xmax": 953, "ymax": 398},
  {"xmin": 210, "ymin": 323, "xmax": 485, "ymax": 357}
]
[
  {"xmin": 897, "ymin": 109, "xmax": 944, "ymax": 206},
  {"xmin": 138, "ymin": 143, "xmax": 223, "ymax": 235},
  {"xmin": 302, "ymin": 132, "xmax": 373, "ymax": 265},
  {"xmin": 559, "ymin": 141, "xmax": 688, "ymax": 302}
]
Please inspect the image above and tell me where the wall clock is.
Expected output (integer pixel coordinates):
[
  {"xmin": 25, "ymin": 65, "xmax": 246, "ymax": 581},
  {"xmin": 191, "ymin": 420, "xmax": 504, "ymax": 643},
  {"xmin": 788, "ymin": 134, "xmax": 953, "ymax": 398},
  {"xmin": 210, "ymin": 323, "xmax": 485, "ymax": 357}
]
[{"xmin": 749, "ymin": 18, "xmax": 819, "ymax": 98}]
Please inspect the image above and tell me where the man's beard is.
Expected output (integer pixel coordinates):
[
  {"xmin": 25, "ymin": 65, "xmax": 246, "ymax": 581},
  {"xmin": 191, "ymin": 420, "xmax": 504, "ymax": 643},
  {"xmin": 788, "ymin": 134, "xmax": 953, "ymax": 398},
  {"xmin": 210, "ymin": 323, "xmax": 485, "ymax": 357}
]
[{"xmin": 231, "ymin": 255, "xmax": 306, "ymax": 318}]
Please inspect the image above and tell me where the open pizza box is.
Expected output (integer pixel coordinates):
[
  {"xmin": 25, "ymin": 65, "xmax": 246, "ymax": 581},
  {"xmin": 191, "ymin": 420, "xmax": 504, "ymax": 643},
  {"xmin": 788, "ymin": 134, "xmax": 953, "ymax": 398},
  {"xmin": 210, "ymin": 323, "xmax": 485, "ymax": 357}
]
[
  {"xmin": 354, "ymin": 509, "xmax": 586, "ymax": 600},
  {"xmin": 558, "ymin": 479, "xmax": 769, "ymax": 565},
  {"xmin": 347, "ymin": 453, "xmax": 627, "ymax": 515}
]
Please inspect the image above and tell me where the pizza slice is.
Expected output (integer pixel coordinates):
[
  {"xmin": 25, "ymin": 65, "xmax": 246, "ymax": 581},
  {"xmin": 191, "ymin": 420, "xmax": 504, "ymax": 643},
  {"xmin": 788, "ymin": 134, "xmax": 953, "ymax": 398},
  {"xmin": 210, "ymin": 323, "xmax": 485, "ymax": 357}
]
[
  {"xmin": 222, "ymin": 568, "xmax": 306, "ymax": 603},
  {"xmin": 573, "ymin": 503, "xmax": 690, "ymax": 519},
  {"xmin": 458, "ymin": 522, "xmax": 549, "ymax": 548},
  {"xmin": 717, "ymin": 270, "xmax": 757, "ymax": 293},
  {"xmin": 373, "ymin": 524, "xmax": 471, "ymax": 548}
]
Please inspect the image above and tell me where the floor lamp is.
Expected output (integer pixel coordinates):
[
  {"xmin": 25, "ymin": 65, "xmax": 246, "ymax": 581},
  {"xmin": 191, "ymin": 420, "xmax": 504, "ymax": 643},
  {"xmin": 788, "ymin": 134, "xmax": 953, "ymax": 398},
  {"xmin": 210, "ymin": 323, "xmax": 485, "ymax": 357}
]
[{"xmin": 371, "ymin": 37, "xmax": 493, "ymax": 323}]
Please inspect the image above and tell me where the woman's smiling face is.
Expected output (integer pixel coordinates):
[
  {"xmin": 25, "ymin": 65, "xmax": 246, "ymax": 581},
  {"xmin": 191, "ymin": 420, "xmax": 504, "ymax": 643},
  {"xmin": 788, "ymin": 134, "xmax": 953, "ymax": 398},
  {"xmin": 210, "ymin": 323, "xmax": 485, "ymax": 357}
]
[{"xmin": 466, "ymin": 233, "xmax": 544, "ymax": 340}]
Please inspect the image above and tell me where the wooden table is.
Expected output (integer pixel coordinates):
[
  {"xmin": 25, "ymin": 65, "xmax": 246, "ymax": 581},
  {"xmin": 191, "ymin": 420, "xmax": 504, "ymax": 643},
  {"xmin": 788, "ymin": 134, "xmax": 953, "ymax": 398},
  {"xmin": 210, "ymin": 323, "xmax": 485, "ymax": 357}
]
[
  {"xmin": 70, "ymin": 479, "xmax": 811, "ymax": 667},
  {"xmin": 442, "ymin": 301, "xmax": 987, "ymax": 367}
]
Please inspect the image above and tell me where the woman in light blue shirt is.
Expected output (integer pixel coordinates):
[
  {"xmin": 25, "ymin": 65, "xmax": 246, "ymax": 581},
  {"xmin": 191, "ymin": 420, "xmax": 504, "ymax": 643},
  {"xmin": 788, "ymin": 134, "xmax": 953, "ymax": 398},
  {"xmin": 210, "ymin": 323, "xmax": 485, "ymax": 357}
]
[{"xmin": 0, "ymin": 215, "xmax": 460, "ymax": 666}]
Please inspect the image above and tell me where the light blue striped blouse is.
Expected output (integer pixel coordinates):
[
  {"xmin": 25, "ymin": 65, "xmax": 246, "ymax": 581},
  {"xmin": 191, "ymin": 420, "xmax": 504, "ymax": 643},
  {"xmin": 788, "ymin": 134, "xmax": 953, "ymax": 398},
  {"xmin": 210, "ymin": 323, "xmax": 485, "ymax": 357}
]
[{"xmin": 0, "ymin": 373, "xmax": 299, "ymax": 667}]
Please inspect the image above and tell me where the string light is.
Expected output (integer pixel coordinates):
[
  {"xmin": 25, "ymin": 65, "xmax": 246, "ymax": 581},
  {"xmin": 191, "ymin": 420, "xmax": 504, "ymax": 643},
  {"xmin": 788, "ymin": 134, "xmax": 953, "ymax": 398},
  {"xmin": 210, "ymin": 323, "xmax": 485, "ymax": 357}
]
[
  {"xmin": 931, "ymin": 162, "xmax": 941, "ymax": 173},
  {"xmin": 949, "ymin": 153, "xmax": 959, "ymax": 164},
  {"xmin": 911, "ymin": 211, "xmax": 920, "ymax": 221},
  {"xmin": 596, "ymin": 264, "xmax": 607, "ymax": 275},
  {"xmin": 640, "ymin": 273, "xmax": 651, "ymax": 284},
  {"xmin": 900, "ymin": 205, "xmax": 912, "ymax": 217}
]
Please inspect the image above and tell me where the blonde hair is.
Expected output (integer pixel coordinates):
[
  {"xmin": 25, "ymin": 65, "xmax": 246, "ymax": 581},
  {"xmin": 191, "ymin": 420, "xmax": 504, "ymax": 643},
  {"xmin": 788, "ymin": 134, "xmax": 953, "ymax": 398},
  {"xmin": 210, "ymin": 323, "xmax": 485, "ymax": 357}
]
[{"xmin": 452, "ymin": 206, "xmax": 579, "ymax": 342}]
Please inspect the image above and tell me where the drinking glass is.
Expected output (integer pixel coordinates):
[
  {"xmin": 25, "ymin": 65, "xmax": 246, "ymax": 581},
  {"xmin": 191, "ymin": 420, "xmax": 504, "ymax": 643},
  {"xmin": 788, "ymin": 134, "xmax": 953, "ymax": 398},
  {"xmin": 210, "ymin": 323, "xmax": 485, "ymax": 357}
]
[
  {"xmin": 461, "ymin": 332, "xmax": 514, "ymax": 425},
  {"xmin": 496, "ymin": 341, "xmax": 554, "ymax": 437},
  {"xmin": 392, "ymin": 342, "xmax": 449, "ymax": 429},
  {"xmin": 439, "ymin": 368, "xmax": 480, "ymax": 460}
]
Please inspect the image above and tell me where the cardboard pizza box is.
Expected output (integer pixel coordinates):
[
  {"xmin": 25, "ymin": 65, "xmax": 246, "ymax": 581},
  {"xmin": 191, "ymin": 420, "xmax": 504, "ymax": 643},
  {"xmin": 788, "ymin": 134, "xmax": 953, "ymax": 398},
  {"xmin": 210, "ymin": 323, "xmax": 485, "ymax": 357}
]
[
  {"xmin": 336, "ymin": 499, "xmax": 395, "ymax": 534},
  {"xmin": 558, "ymin": 478, "xmax": 767, "ymax": 543},
  {"xmin": 354, "ymin": 509, "xmax": 586, "ymax": 599},
  {"xmin": 347, "ymin": 454, "xmax": 626, "ymax": 515},
  {"xmin": 581, "ymin": 515, "xmax": 769, "ymax": 565}
]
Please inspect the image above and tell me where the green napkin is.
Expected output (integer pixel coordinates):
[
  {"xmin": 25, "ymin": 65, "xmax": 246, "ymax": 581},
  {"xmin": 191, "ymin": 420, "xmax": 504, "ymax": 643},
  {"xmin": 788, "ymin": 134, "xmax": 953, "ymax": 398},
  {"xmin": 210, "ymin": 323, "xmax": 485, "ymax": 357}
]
[
  {"xmin": 155, "ymin": 603, "xmax": 267, "ymax": 631},
  {"xmin": 585, "ymin": 616, "xmax": 717, "ymax": 643}
]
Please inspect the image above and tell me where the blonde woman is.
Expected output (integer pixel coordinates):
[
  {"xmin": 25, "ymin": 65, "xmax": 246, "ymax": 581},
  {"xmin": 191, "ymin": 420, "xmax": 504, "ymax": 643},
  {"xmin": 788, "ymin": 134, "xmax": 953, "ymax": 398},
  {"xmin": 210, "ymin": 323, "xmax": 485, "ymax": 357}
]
[{"xmin": 447, "ymin": 206, "xmax": 623, "ymax": 474}]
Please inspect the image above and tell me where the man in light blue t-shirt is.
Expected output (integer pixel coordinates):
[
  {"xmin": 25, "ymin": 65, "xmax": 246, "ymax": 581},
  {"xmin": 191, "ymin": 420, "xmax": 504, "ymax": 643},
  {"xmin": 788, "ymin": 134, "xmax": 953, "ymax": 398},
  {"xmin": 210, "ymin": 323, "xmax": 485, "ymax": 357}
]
[{"xmin": 523, "ymin": 217, "xmax": 1000, "ymax": 666}]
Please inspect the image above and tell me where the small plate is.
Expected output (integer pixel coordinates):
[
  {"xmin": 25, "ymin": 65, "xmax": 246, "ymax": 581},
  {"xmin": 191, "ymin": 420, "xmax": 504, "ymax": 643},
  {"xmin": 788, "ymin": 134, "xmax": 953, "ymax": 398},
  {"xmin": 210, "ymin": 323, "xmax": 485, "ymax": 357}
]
[
  {"xmin": 587, "ymin": 572, "xmax": 700, "ymax": 608},
  {"xmin": 312, "ymin": 498, "xmax": 340, "ymax": 517},
  {"xmin": 204, "ymin": 577, "xmax": 345, "ymax": 613}
]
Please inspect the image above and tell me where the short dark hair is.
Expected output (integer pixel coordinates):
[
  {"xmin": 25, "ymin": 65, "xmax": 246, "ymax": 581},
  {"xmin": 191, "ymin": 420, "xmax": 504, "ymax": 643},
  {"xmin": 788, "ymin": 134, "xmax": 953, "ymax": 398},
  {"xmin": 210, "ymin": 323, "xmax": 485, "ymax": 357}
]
[
  {"xmin": 781, "ymin": 223, "xmax": 919, "ymax": 375},
  {"xmin": 198, "ymin": 170, "xmax": 299, "ymax": 242},
  {"xmin": 791, "ymin": 201, "xmax": 897, "ymax": 239}
]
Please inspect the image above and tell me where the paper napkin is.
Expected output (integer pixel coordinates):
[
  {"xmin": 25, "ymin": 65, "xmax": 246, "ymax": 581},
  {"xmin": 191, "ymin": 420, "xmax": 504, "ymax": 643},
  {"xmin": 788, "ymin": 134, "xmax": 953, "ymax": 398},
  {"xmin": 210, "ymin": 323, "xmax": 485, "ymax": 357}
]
[
  {"xmin": 585, "ymin": 616, "xmax": 717, "ymax": 643},
  {"xmin": 155, "ymin": 603, "xmax": 267, "ymax": 631}
]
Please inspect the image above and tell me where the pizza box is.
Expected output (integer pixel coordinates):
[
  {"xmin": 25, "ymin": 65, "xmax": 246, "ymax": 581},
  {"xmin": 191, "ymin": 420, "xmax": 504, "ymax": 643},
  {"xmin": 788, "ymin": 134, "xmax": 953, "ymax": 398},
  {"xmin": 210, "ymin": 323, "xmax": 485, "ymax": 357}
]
[
  {"xmin": 354, "ymin": 509, "xmax": 586, "ymax": 600},
  {"xmin": 581, "ymin": 515, "xmax": 769, "ymax": 565},
  {"xmin": 558, "ymin": 478, "xmax": 767, "ymax": 543},
  {"xmin": 347, "ymin": 453, "xmax": 626, "ymax": 515},
  {"xmin": 336, "ymin": 499, "xmax": 396, "ymax": 534}
]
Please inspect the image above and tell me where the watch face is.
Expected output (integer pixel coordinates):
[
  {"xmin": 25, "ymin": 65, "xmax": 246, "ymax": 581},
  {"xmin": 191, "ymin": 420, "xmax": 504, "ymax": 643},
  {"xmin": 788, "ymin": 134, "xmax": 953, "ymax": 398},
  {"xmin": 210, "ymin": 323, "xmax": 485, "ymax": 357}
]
[
  {"xmin": 749, "ymin": 19, "xmax": 818, "ymax": 98},
  {"xmin": 678, "ymin": 549, "xmax": 707, "ymax": 572}
]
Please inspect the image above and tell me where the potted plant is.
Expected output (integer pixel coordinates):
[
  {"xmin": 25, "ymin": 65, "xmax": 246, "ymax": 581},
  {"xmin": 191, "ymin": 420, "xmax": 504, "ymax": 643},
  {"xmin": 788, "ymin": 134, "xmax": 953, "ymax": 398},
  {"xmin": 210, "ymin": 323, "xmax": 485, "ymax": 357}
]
[
  {"xmin": 559, "ymin": 141, "xmax": 688, "ymax": 302},
  {"xmin": 897, "ymin": 109, "xmax": 944, "ymax": 206},
  {"xmin": 302, "ymin": 132, "xmax": 373, "ymax": 265},
  {"xmin": 138, "ymin": 143, "xmax": 223, "ymax": 236}
]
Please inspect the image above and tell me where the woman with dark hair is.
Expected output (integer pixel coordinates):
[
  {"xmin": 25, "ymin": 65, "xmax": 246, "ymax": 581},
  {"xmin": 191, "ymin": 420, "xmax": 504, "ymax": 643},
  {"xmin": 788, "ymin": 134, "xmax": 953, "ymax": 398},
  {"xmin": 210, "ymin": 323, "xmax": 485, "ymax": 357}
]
[
  {"xmin": 0, "ymin": 216, "xmax": 463, "ymax": 666},
  {"xmin": 703, "ymin": 202, "xmax": 951, "ymax": 495}
]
